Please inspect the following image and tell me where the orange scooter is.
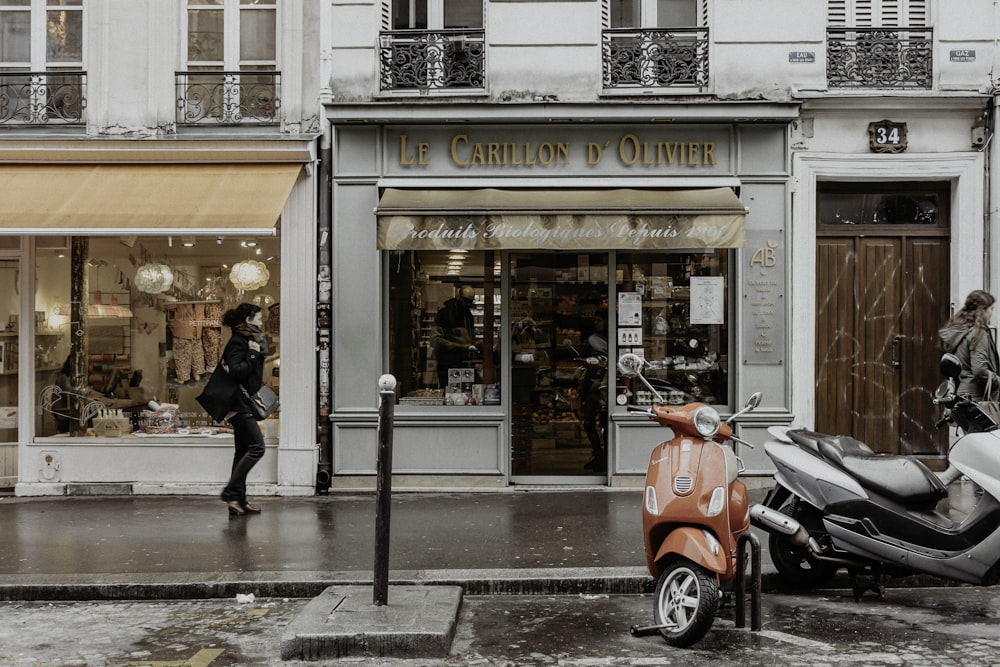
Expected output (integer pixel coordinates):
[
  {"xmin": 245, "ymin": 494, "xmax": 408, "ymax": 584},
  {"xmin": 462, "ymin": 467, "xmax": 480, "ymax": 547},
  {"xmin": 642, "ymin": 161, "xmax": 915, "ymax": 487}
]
[{"xmin": 618, "ymin": 353, "xmax": 761, "ymax": 647}]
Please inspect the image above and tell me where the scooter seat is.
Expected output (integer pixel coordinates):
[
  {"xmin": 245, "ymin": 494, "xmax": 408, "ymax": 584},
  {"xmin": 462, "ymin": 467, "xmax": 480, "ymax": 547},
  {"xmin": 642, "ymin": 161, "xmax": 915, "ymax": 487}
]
[
  {"xmin": 838, "ymin": 455, "xmax": 948, "ymax": 506},
  {"xmin": 787, "ymin": 429, "xmax": 876, "ymax": 459},
  {"xmin": 787, "ymin": 430, "xmax": 946, "ymax": 505}
]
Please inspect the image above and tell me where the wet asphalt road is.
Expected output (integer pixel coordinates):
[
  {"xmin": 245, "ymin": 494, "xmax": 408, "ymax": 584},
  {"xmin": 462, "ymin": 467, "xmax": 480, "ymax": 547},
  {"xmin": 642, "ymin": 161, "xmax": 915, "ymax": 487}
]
[{"xmin": 3, "ymin": 585, "xmax": 999, "ymax": 666}]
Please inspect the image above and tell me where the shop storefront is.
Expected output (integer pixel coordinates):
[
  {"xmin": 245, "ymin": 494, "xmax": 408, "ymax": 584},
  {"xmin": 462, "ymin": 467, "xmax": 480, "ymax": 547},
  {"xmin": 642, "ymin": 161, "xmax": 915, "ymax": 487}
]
[
  {"xmin": 1, "ymin": 141, "xmax": 320, "ymax": 496},
  {"xmin": 326, "ymin": 106, "xmax": 798, "ymax": 488}
]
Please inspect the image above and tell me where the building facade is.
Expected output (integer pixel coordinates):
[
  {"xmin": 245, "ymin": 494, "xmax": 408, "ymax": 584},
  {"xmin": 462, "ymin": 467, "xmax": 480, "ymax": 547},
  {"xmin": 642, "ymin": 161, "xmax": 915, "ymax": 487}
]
[
  {"xmin": 3, "ymin": 0, "xmax": 998, "ymax": 495},
  {"xmin": 321, "ymin": 0, "xmax": 999, "ymax": 489},
  {"xmin": 1, "ymin": 1, "xmax": 322, "ymax": 496}
]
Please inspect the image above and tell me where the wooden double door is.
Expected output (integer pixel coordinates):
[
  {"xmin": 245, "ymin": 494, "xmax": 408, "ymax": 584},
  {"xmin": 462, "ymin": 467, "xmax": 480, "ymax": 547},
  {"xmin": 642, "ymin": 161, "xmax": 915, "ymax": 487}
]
[{"xmin": 815, "ymin": 186, "xmax": 950, "ymax": 457}]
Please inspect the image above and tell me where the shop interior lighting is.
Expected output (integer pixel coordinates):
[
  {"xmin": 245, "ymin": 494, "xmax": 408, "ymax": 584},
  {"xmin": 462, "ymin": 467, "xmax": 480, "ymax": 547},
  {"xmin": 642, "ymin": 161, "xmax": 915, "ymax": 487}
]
[
  {"xmin": 134, "ymin": 263, "xmax": 175, "ymax": 294},
  {"xmin": 230, "ymin": 259, "xmax": 270, "ymax": 291}
]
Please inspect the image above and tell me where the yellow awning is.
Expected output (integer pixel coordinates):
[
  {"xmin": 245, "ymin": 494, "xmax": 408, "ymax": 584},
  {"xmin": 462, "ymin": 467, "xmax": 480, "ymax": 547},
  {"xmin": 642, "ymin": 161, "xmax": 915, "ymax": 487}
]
[
  {"xmin": 376, "ymin": 187, "xmax": 747, "ymax": 250},
  {"xmin": 0, "ymin": 163, "xmax": 301, "ymax": 234}
]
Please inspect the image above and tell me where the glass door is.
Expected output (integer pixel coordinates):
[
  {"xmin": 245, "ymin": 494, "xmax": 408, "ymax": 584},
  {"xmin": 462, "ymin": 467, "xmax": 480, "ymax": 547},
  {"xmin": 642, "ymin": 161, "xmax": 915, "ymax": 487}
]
[{"xmin": 510, "ymin": 253, "xmax": 610, "ymax": 481}]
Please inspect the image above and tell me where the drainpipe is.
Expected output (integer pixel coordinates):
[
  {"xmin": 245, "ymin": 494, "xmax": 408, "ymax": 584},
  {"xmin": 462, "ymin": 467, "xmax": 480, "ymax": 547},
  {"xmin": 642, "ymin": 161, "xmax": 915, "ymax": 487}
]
[{"xmin": 316, "ymin": 122, "xmax": 333, "ymax": 493}]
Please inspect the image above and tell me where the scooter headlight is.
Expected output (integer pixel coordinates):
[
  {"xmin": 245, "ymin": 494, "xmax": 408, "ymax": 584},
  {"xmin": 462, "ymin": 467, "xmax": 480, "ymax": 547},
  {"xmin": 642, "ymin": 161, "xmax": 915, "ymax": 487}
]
[{"xmin": 692, "ymin": 406, "xmax": 721, "ymax": 438}]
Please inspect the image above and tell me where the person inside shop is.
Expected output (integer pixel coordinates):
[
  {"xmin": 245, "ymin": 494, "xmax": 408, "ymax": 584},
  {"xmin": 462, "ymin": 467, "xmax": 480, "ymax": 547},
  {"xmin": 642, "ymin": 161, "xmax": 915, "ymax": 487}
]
[
  {"xmin": 431, "ymin": 283, "xmax": 479, "ymax": 390},
  {"xmin": 940, "ymin": 289, "xmax": 1000, "ymax": 402},
  {"xmin": 582, "ymin": 313, "xmax": 609, "ymax": 472},
  {"xmin": 196, "ymin": 302, "xmax": 268, "ymax": 517}
]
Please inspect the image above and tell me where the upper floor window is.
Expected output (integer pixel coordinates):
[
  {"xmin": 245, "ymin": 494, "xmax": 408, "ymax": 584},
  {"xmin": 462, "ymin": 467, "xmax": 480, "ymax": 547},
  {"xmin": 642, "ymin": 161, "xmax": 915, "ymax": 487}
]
[
  {"xmin": 179, "ymin": 0, "xmax": 279, "ymax": 125},
  {"xmin": 379, "ymin": 0, "xmax": 485, "ymax": 93},
  {"xmin": 827, "ymin": 0, "xmax": 932, "ymax": 89},
  {"xmin": 0, "ymin": 0, "xmax": 85, "ymax": 124},
  {"xmin": 185, "ymin": 0, "xmax": 276, "ymax": 71},
  {"xmin": 603, "ymin": 0, "xmax": 708, "ymax": 91},
  {"xmin": 391, "ymin": 0, "xmax": 483, "ymax": 30},
  {"xmin": 609, "ymin": 0, "xmax": 698, "ymax": 29}
]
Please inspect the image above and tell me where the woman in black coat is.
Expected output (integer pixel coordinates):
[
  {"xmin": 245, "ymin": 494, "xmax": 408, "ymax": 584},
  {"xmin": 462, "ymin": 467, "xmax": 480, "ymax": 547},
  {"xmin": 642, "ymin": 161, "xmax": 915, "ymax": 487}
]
[
  {"xmin": 939, "ymin": 289, "xmax": 1000, "ymax": 401},
  {"xmin": 197, "ymin": 302, "xmax": 267, "ymax": 516}
]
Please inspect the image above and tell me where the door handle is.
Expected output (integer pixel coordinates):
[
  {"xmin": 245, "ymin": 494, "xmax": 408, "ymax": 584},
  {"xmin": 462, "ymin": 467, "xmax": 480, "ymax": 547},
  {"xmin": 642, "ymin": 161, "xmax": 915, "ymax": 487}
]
[{"xmin": 891, "ymin": 334, "xmax": 903, "ymax": 369}]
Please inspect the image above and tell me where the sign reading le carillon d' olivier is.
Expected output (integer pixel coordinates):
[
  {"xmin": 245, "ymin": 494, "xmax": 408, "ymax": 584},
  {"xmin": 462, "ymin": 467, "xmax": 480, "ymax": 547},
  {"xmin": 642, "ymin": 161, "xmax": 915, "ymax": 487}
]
[
  {"xmin": 378, "ymin": 128, "xmax": 742, "ymax": 252},
  {"xmin": 398, "ymin": 133, "xmax": 719, "ymax": 169}
]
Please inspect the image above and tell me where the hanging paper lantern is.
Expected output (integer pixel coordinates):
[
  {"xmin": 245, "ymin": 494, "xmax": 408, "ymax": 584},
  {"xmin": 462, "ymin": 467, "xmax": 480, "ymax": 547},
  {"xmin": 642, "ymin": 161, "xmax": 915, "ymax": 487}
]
[
  {"xmin": 135, "ymin": 263, "xmax": 174, "ymax": 294},
  {"xmin": 229, "ymin": 260, "xmax": 270, "ymax": 291}
]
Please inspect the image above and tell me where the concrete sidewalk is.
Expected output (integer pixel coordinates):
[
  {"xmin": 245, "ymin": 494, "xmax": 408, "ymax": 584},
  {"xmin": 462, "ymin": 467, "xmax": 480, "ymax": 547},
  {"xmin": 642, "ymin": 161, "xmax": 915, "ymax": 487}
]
[{"xmin": 0, "ymin": 488, "xmax": 655, "ymax": 601}]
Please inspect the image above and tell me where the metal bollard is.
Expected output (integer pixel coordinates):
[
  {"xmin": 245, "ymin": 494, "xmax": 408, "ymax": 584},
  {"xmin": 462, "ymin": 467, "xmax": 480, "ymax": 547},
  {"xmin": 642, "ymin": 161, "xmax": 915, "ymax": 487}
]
[
  {"xmin": 373, "ymin": 374, "xmax": 396, "ymax": 606},
  {"xmin": 735, "ymin": 531, "xmax": 762, "ymax": 631}
]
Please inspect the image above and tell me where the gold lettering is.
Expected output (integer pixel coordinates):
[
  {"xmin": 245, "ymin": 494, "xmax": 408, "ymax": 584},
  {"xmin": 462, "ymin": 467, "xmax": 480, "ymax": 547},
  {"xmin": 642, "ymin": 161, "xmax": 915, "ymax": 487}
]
[
  {"xmin": 523, "ymin": 142, "xmax": 536, "ymax": 166},
  {"xmin": 417, "ymin": 142, "xmax": 429, "ymax": 165},
  {"xmin": 587, "ymin": 142, "xmax": 602, "ymax": 165},
  {"xmin": 450, "ymin": 134, "xmax": 470, "ymax": 167},
  {"xmin": 471, "ymin": 142, "xmax": 487, "ymax": 165},
  {"xmin": 399, "ymin": 135, "xmax": 414, "ymax": 166},
  {"xmin": 619, "ymin": 134, "xmax": 639, "ymax": 165},
  {"xmin": 687, "ymin": 142, "xmax": 700, "ymax": 164},
  {"xmin": 488, "ymin": 142, "xmax": 502, "ymax": 165},
  {"xmin": 703, "ymin": 142, "xmax": 716, "ymax": 165}
]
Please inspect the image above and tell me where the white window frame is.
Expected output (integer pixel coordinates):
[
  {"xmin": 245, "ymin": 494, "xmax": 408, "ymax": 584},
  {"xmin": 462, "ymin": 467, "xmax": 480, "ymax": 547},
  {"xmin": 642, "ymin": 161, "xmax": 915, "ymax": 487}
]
[
  {"xmin": 0, "ymin": 0, "xmax": 84, "ymax": 70},
  {"xmin": 182, "ymin": 0, "xmax": 277, "ymax": 71}
]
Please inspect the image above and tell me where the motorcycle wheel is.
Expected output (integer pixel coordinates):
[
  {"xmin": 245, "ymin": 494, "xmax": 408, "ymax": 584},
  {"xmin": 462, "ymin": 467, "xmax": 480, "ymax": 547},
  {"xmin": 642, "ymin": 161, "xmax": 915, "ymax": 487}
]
[
  {"xmin": 768, "ymin": 503, "xmax": 838, "ymax": 588},
  {"xmin": 652, "ymin": 558, "xmax": 719, "ymax": 648}
]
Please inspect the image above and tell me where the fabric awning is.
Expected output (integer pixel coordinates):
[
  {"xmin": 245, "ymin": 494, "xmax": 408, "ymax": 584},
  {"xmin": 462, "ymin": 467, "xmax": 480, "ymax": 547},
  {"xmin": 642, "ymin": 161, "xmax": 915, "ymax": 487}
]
[
  {"xmin": 376, "ymin": 187, "xmax": 747, "ymax": 250},
  {"xmin": 0, "ymin": 163, "xmax": 301, "ymax": 234}
]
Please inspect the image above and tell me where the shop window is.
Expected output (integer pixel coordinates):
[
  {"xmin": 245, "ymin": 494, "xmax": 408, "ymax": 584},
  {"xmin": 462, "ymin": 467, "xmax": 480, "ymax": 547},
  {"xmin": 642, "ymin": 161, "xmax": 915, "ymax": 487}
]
[
  {"xmin": 388, "ymin": 250, "xmax": 500, "ymax": 406},
  {"xmin": 615, "ymin": 250, "xmax": 729, "ymax": 408},
  {"xmin": 34, "ymin": 234, "xmax": 281, "ymax": 439}
]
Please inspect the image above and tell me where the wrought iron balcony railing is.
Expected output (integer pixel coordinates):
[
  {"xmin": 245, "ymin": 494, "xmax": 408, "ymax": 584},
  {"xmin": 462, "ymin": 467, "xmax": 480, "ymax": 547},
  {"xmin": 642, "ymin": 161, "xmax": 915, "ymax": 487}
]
[
  {"xmin": 0, "ymin": 72, "xmax": 86, "ymax": 125},
  {"xmin": 379, "ymin": 29, "xmax": 485, "ymax": 92},
  {"xmin": 176, "ymin": 71, "xmax": 280, "ymax": 125},
  {"xmin": 827, "ymin": 27, "xmax": 933, "ymax": 89},
  {"xmin": 603, "ymin": 27, "xmax": 709, "ymax": 90}
]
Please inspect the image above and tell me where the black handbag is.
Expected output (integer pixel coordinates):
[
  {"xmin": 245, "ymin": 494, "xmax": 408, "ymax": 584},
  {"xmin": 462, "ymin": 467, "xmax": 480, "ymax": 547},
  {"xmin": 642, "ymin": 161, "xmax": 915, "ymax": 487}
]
[{"xmin": 244, "ymin": 384, "xmax": 280, "ymax": 420}]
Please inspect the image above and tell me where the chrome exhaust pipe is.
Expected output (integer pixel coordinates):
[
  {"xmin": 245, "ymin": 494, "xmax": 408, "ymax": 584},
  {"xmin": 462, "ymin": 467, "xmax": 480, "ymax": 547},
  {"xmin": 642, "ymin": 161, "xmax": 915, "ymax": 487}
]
[{"xmin": 750, "ymin": 504, "xmax": 814, "ymax": 548}]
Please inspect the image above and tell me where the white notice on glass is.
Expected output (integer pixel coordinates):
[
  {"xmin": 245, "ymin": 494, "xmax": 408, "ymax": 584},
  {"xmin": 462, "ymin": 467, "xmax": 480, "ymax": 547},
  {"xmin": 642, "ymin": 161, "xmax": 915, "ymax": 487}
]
[
  {"xmin": 690, "ymin": 276, "xmax": 724, "ymax": 325},
  {"xmin": 618, "ymin": 292, "xmax": 642, "ymax": 326}
]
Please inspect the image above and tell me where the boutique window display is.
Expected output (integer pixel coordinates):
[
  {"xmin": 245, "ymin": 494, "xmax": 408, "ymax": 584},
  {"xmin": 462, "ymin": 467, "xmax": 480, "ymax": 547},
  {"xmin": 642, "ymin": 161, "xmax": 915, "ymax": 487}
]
[{"xmin": 34, "ymin": 235, "xmax": 281, "ymax": 440}]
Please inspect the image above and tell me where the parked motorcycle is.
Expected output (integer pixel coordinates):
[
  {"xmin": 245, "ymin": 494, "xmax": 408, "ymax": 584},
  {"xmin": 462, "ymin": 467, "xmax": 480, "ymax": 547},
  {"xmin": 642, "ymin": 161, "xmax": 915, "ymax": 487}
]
[
  {"xmin": 751, "ymin": 352, "xmax": 1000, "ymax": 596},
  {"xmin": 618, "ymin": 352, "xmax": 762, "ymax": 647}
]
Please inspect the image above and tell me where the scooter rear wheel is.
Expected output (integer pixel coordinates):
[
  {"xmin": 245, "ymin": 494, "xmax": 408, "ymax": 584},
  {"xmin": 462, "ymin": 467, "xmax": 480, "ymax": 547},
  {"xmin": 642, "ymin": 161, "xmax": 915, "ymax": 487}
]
[
  {"xmin": 652, "ymin": 558, "xmax": 719, "ymax": 648},
  {"xmin": 768, "ymin": 503, "xmax": 838, "ymax": 588}
]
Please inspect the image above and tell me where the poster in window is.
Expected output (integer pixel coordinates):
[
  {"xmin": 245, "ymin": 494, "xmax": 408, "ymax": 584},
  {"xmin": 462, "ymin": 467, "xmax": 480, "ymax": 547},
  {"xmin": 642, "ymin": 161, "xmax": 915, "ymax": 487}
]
[{"xmin": 690, "ymin": 276, "xmax": 724, "ymax": 325}]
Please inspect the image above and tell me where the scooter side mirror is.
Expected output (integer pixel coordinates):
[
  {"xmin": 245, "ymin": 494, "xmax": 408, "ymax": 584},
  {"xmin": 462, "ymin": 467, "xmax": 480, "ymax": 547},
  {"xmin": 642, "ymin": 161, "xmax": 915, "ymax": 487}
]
[
  {"xmin": 933, "ymin": 379, "xmax": 954, "ymax": 402},
  {"xmin": 744, "ymin": 392, "xmax": 763, "ymax": 411},
  {"xmin": 940, "ymin": 352, "xmax": 961, "ymax": 381},
  {"xmin": 617, "ymin": 352, "xmax": 644, "ymax": 378}
]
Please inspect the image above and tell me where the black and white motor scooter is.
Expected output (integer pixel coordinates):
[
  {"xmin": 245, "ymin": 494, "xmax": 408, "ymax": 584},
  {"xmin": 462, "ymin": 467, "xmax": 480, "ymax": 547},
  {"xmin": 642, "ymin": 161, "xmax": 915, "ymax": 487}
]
[{"xmin": 750, "ymin": 352, "xmax": 1000, "ymax": 595}]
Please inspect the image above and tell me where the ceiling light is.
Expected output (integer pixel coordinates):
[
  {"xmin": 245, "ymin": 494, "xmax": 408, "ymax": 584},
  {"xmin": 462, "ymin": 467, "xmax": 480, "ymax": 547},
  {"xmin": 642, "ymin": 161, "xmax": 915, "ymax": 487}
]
[
  {"xmin": 230, "ymin": 260, "xmax": 270, "ymax": 291},
  {"xmin": 134, "ymin": 263, "xmax": 174, "ymax": 294}
]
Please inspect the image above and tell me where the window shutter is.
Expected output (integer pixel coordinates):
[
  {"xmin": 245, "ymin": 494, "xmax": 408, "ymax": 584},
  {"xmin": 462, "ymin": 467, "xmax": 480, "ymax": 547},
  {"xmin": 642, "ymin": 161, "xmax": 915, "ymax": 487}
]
[{"xmin": 828, "ymin": 0, "xmax": 847, "ymax": 26}]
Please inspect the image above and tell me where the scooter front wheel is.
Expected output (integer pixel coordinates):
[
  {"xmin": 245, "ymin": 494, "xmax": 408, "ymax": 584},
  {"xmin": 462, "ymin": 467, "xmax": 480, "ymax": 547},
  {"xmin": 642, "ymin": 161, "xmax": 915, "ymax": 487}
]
[{"xmin": 652, "ymin": 558, "xmax": 719, "ymax": 648}]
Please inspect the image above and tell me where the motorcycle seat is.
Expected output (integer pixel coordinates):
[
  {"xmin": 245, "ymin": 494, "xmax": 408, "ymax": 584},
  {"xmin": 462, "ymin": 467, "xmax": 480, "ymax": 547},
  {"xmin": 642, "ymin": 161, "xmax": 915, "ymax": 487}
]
[
  {"xmin": 787, "ymin": 429, "xmax": 875, "ymax": 458},
  {"xmin": 837, "ymin": 455, "xmax": 948, "ymax": 506},
  {"xmin": 788, "ymin": 430, "xmax": 946, "ymax": 505}
]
